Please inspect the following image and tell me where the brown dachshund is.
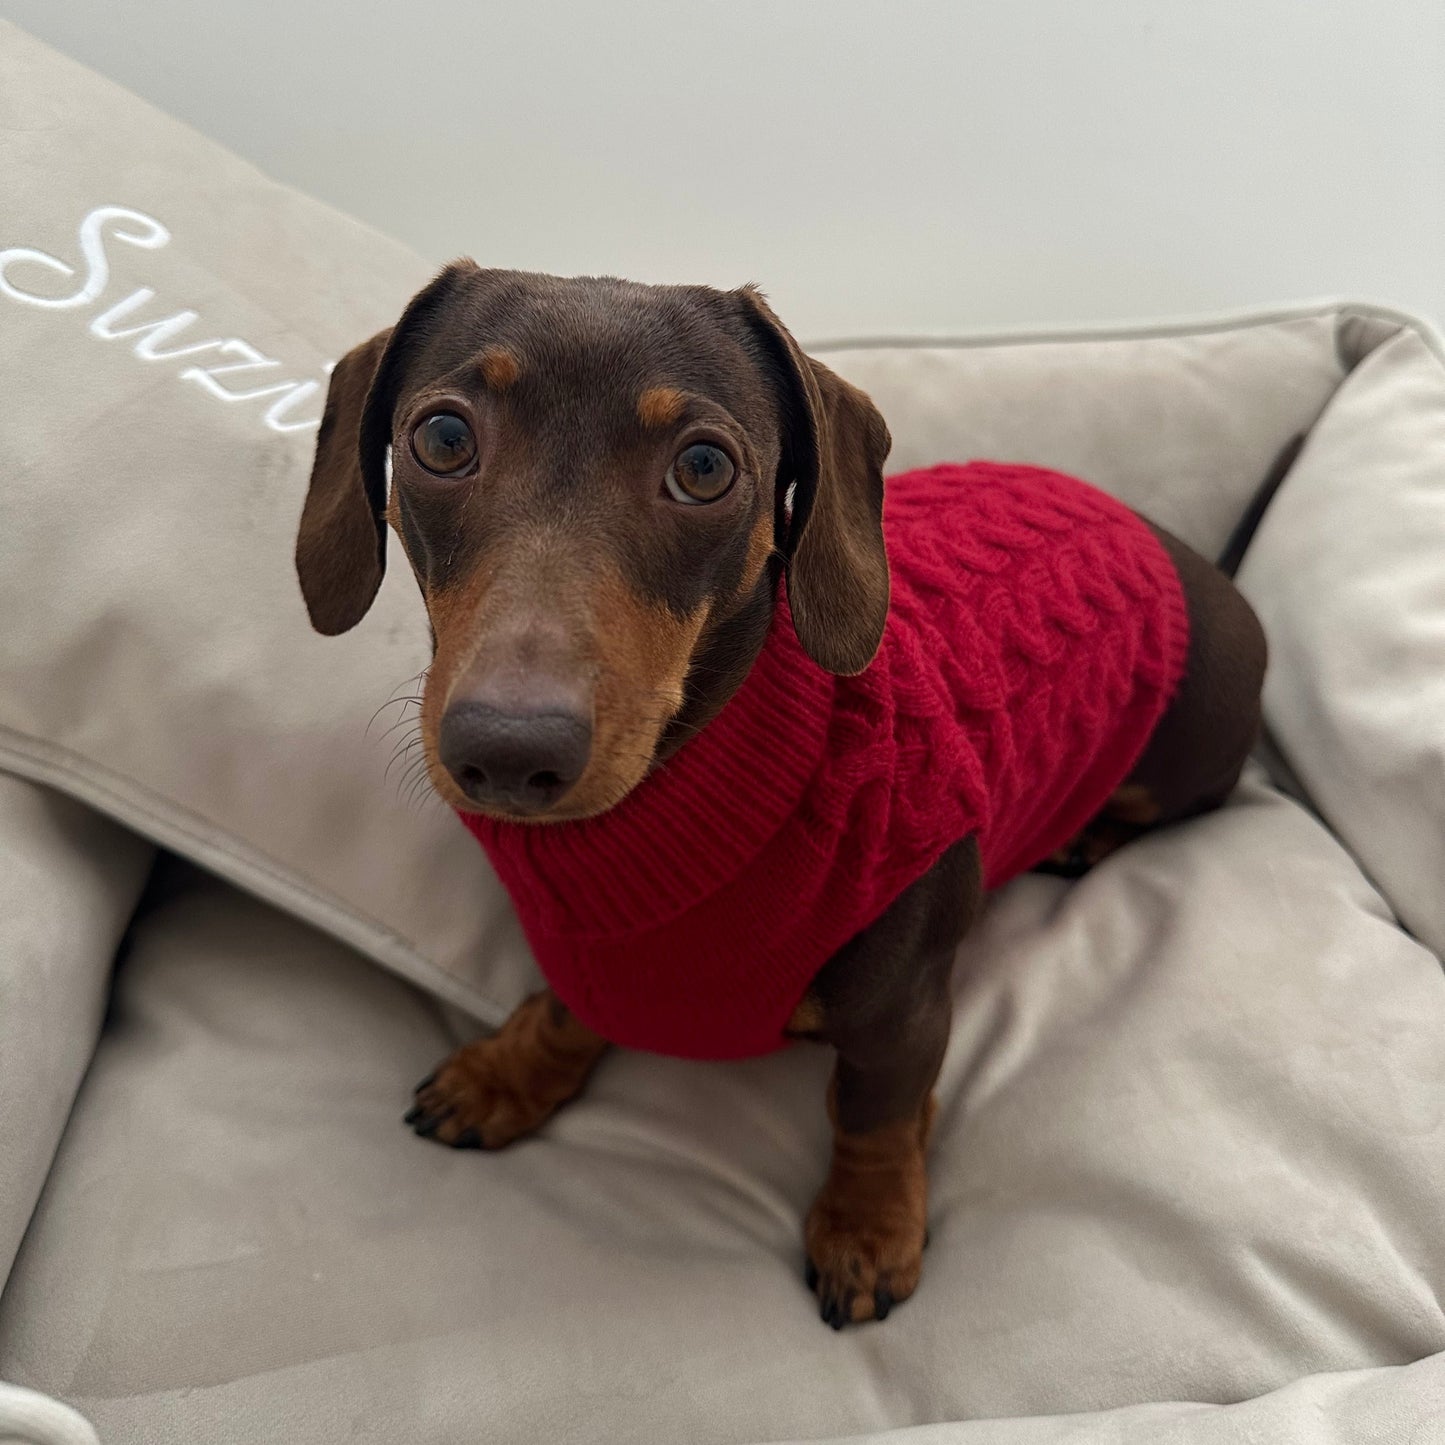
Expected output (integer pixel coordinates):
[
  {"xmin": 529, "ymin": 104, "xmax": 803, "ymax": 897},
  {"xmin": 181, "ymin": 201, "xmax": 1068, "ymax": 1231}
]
[{"xmin": 295, "ymin": 263, "xmax": 1267, "ymax": 1328}]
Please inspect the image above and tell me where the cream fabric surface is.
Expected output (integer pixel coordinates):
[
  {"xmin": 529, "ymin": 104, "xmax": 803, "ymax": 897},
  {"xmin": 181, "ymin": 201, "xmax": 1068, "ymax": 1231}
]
[
  {"xmin": 0, "ymin": 776, "xmax": 153, "ymax": 1288},
  {"xmin": 816, "ymin": 314, "xmax": 1345, "ymax": 563},
  {"xmin": 0, "ymin": 1381, "xmax": 99, "ymax": 1445},
  {"xmin": 1240, "ymin": 324, "xmax": 1445, "ymax": 960},
  {"xmin": 3, "ymin": 773, "xmax": 1444, "ymax": 1443}
]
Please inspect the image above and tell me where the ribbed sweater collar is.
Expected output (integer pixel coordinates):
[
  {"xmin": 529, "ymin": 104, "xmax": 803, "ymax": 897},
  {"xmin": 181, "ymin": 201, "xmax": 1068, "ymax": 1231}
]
[{"xmin": 458, "ymin": 592, "xmax": 836, "ymax": 940}]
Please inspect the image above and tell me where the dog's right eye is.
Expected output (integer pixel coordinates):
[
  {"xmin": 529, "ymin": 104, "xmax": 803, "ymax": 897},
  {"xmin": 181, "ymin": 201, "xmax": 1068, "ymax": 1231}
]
[
  {"xmin": 411, "ymin": 413, "xmax": 478, "ymax": 476},
  {"xmin": 665, "ymin": 443, "xmax": 736, "ymax": 505}
]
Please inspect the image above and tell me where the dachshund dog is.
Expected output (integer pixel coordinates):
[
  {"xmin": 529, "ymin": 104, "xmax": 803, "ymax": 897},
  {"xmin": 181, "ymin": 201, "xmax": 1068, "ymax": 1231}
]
[{"xmin": 296, "ymin": 263, "xmax": 1267, "ymax": 1328}]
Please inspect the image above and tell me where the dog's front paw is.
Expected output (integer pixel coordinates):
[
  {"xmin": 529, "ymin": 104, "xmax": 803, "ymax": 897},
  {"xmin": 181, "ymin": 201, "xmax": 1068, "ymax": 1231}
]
[
  {"xmin": 404, "ymin": 1044, "xmax": 556, "ymax": 1149},
  {"xmin": 804, "ymin": 1166, "xmax": 927, "ymax": 1328},
  {"xmin": 406, "ymin": 991, "xmax": 608, "ymax": 1149}
]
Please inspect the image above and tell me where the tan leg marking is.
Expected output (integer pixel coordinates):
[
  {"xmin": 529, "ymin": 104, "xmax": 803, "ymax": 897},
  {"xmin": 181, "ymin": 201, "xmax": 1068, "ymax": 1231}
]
[{"xmin": 805, "ymin": 1090, "xmax": 935, "ymax": 1326}]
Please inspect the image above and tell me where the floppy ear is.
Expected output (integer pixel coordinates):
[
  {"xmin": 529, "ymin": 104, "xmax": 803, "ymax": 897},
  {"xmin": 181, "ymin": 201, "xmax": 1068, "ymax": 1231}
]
[
  {"xmin": 295, "ymin": 328, "xmax": 394, "ymax": 634},
  {"xmin": 295, "ymin": 259, "xmax": 483, "ymax": 635},
  {"xmin": 735, "ymin": 287, "xmax": 891, "ymax": 675}
]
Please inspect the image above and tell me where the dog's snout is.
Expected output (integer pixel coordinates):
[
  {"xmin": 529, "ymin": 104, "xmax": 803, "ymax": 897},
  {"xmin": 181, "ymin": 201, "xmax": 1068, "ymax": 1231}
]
[{"xmin": 440, "ymin": 700, "xmax": 593, "ymax": 814}]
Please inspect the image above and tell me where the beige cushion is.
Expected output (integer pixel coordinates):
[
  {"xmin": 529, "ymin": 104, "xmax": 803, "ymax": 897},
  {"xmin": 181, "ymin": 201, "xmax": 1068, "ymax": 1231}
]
[
  {"xmin": 4, "ymin": 773, "xmax": 1444, "ymax": 1443},
  {"xmin": 1238, "ymin": 322, "xmax": 1445, "ymax": 957},
  {"xmin": 817, "ymin": 312, "xmax": 1352, "ymax": 560},
  {"xmin": 0, "ymin": 775, "xmax": 152, "ymax": 1288}
]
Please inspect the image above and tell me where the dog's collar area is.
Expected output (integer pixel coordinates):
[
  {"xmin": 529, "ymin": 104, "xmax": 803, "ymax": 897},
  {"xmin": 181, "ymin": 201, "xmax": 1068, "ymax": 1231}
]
[{"xmin": 459, "ymin": 577, "xmax": 836, "ymax": 939}]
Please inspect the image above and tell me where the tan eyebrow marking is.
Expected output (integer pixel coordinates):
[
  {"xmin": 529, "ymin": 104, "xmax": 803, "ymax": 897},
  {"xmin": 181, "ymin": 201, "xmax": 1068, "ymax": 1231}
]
[
  {"xmin": 478, "ymin": 346, "xmax": 520, "ymax": 390},
  {"xmin": 637, "ymin": 386, "xmax": 687, "ymax": 429}
]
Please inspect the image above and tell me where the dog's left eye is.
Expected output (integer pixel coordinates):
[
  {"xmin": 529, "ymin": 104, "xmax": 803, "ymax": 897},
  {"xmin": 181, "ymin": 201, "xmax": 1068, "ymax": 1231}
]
[
  {"xmin": 411, "ymin": 413, "xmax": 478, "ymax": 476},
  {"xmin": 665, "ymin": 443, "xmax": 736, "ymax": 504}
]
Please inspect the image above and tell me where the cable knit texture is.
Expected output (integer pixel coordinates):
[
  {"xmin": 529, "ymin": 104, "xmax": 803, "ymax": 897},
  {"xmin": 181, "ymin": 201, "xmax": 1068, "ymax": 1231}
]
[{"xmin": 461, "ymin": 463, "xmax": 1190, "ymax": 1060}]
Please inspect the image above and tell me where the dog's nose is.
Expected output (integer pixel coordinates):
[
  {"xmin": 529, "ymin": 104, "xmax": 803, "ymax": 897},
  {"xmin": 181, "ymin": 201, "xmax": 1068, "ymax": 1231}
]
[{"xmin": 439, "ymin": 700, "xmax": 593, "ymax": 813}]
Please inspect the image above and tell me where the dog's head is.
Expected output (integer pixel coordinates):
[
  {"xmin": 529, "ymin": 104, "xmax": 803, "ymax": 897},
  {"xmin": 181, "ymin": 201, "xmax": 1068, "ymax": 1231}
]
[{"xmin": 296, "ymin": 263, "xmax": 890, "ymax": 821}]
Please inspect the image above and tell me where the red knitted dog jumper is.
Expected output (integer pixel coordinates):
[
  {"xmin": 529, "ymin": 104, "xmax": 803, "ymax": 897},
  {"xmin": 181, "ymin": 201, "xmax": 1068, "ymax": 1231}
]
[{"xmin": 460, "ymin": 463, "xmax": 1190, "ymax": 1060}]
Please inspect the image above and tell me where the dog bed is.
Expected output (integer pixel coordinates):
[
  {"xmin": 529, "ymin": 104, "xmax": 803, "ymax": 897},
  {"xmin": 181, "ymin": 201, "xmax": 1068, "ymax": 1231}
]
[{"xmin": 3, "ymin": 22, "xmax": 1444, "ymax": 1445}]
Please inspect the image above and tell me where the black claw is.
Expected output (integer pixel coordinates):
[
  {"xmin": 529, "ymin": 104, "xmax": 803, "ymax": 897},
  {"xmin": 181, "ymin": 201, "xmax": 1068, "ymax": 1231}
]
[
  {"xmin": 414, "ymin": 1071, "xmax": 438, "ymax": 1094},
  {"xmin": 452, "ymin": 1126, "xmax": 483, "ymax": 1149},
  {"xmin": 874, "ymin": 1286, "xmax": 893, "ymax": 1321},
  {"xmin": 403, "ymin": 1104, "xmax": 424, "ymax": 1125},
  {"xmin": 804, "ymin": 1259, "xmax": 819, "ymax": 1292},
  {"xmin": 411, "ymin": 1110, "xmax": 452, "ymax": 1137}
]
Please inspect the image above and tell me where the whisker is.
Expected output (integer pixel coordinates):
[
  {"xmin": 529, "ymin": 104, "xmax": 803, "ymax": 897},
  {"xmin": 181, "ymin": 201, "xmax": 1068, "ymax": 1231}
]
[
  {"xmin": 388, "ymin": 732, "xmax": 424, "ymax": 760},
  {"xmin": 400, "ymin": 777, "xmax": 432, "ymax": 812},
  {"xmin": 403, "ymin": 767, "xmax": 440, "ymax": 812},
  {"xmin": 376, "ymin": 713, "xmax": 423, "ymax": 748},
  {"xmin": 370, "ymin": 691, "xmax": 423, "ymax": 714},
  {"xmin": 399, "ymin": 751, "xmax": 429, "ymax": 785},
  {"xmin": 386, "ymin": 742, "xmax": 421, "ymax": 780},
  {"xmin": 385, "ymin": 734, "xmax": 425, "ymax": 784},
  {"xmin": 365, "ymin": 671, "xmax": 428, "ymax": 736}
]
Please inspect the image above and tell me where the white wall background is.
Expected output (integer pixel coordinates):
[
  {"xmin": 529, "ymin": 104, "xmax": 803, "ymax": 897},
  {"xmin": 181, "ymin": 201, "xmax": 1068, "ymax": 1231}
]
[{"xmin": 5, "ymin": 1, "xmax": 1443, "ymax": 338}]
